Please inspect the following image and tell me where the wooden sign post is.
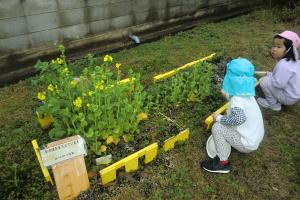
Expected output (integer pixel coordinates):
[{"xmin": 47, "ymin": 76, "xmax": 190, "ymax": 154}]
[{"xmin": 40, "ymin": 135, "xmax": 90, "ymax": 200}]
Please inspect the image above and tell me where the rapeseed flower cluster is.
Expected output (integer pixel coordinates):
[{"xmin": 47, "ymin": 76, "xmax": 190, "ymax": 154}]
[
  {"xmin": 104, "ymin": 55, "xmax": 113, "ymax": 62},
  {"xmin": 37, "ymin": 92, "xmax": 46, "ymax": 101},
  {"xmin": 73, "ymin": 97, "xmax": 83, "ymax": 108}
]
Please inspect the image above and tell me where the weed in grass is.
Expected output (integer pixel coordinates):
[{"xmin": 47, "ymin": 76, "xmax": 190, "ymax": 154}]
[{"xmin": 204, "ymin": 185, "xmax": 216, "ymax": 194}]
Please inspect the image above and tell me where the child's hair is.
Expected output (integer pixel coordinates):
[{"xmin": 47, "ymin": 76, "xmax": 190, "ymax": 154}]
[{"xmin": 274, "ymin": 35, "xmax": 296, "ymax": 61}]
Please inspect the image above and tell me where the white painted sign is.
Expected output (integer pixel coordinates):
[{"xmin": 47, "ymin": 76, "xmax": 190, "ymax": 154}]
[{"xmin": 40, "ymin": 136, "xmax": 87, "ymax": 167}]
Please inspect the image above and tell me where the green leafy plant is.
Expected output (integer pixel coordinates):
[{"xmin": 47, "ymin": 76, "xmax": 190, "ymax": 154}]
[
  {"xmin": 147, "ymin": 61, "xmax": 213, "ymax": 111},
  {"xmin": 34, "ymin": 46, "xmax": 146, "ymax": 155}
]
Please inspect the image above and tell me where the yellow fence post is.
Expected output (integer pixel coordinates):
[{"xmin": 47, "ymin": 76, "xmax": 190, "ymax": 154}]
[
  {"xmin": 31, "ymin": 140, "xmax": 54, "ymax": 185},
  {"xmin": 124, "ymin": 155, "xmax": 139, "ymax": 172},
  {"xmin": 204, "ymin": 103, "xmax": 229, "ymax": 129},
  {"xmin": 36, "ymin": 112, "xmax": 54, "ymax": 130},
  {"xmin": 153, "ymin": 53, "xmax": 216, "ymax": 83},
  {"xmin": 99, "ymin": 143, "xmax": 158, "ymax": 185},
  {"xmin": 163, "ymin": 129, "xmax": 190, "ymax": 152},
  {"xmin": 144, "ymin": 143, "xmax": 159, "ymax": 164}
]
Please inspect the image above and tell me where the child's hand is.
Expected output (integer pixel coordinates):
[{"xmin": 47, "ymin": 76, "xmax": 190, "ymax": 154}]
[
  {"xmin": 212, "ymin": 112, "xmax": 220, "ymax": 122},
  {"xmin": 221, "ymin": 89, "xmax": 226, "ymax": 96},
  {"xmin": 221, "ymin": 89, "xmax": 230, "ymax": 100}
]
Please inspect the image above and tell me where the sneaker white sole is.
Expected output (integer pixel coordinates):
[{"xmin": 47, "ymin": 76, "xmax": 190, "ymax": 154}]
[
  {"xmin": 260, "ymin": 104, "xmax": 281, "ymax": 111},
  {"xmin": 203, "ymin": 167, "xmax": 230, "ymax": 174},
  {"xmin": 257, "ymin": 99, "xmax": 281, "ymax": 111},
  {"xmin": 270, "ymin": 107, "xmax": 281, "ymax": 111}
]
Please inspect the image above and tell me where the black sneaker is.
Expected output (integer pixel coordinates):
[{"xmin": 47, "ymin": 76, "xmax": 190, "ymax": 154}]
[{"xmin": 200, "ymin": 156, "xmax": 231, "ymax": 173}]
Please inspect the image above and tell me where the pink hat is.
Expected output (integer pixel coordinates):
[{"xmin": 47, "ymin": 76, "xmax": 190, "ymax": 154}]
[
  {"xmin": 277, "ymin": 30, "xmax": 300, "ymax": 48},
  {"xmin": 277, "ymin": 30, "xmax": 300, "ymax": 60}
]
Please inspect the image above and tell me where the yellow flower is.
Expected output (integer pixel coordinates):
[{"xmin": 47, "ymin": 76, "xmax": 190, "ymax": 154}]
[
  {"xmin": 106, "ymin": 136, "xmax": 114, "ymax": 144},
  {"xmin": 56, "ymin": 58, "xmax": 63, "ymax": 65},
  {"xmin": 51, "ymin": 59, "xmax": 56, "ymax": 64},
  {"xmin": 37, "ymin": 92, "xmax": 46, "ymax": 101},
  {"xmin": 86, "ymin": 103, "xmax": 91, "ymax": 107},
  {"xmin": 73, "ymin": 97, "xmax": 83, "ymax": 108},
  {"xmin": 104, "ymin": 55, "xmax": 113, "ymax": 62},
  {"xmin": 95, "ymin": 82, "xmax": 104, "ymax": 90},
  {"xmin": 115, "ymin": 63, "xmax": 121, "ymax": 69},
  {"xmin": 47, "ymin": 84, "xmax": 55, "ymax": 92},
  {"xmin": 70, "ymin": 80, "xmax": 77, "ymax": 86},
  {"xmin": 100, "ymin": 145, "xmax": 107, "ymax": 152},
  {"xmin": 137, "ymin": 112, "xmax": 148, "ymax": 121},
  {"xmin": 88, "ymin": 91, "xmax": 94, "ymax": 96},
  {"xmin": 62, "ymin": 67, "xmax": 69, "ymax": 74}
]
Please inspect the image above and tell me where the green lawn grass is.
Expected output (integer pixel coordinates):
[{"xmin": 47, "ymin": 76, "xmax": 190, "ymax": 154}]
[{"xmin": 1, "ymin": 6, "xmax": 299, "ymax": 200}]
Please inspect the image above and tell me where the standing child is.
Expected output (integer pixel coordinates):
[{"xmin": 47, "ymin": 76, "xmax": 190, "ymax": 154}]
[
  {"xmin": 257, "ymin": 30, "xmax": 300, "ymax": 111},
  {"xmin": 201, "ymin": 58, "xmax": 264, "ymax": 173}
]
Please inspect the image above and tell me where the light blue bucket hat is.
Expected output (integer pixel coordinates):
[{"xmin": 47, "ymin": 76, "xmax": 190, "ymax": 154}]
[{"xmin": 223, "ymin": 58, "xmax": 257, "ymax": 96}]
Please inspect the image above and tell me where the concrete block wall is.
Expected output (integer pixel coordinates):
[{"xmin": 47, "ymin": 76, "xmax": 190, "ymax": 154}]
[
  {"xmin": 0, "ymin": 0, "xmax": 267, "ymax": 85},
  {"xmin": 0, "ymin": 0, "xmax": 267, "ymax": 54}
]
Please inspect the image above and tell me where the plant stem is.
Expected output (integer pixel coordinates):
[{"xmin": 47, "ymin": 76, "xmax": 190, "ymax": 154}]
[{"xmin": 157, "ymin": 112, "xmax": 183, "ymax": 129}]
